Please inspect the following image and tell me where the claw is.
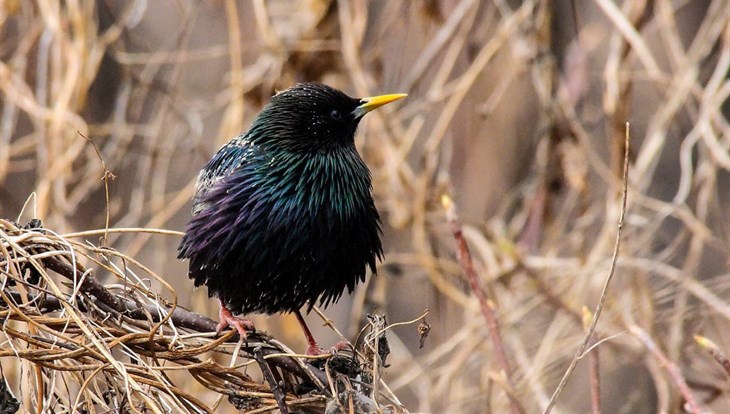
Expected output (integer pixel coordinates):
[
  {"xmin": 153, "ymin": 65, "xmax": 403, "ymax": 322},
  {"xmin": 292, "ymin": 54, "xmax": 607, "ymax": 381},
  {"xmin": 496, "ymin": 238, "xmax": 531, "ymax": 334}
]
[
  {"xmin": 216, "ymin": 300, "xmax": 255, "ymax": 339},
  {"xmin": 304, "ymin": 340, "xmax": 350, "ymax": 356}
]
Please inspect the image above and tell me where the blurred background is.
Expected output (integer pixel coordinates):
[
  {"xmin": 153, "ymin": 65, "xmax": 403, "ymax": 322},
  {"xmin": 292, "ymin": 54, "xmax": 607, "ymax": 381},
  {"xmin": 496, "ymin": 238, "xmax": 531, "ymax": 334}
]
[{"xmin": 1, "ymin": 0, "xmax": 729, "ymax": 412}]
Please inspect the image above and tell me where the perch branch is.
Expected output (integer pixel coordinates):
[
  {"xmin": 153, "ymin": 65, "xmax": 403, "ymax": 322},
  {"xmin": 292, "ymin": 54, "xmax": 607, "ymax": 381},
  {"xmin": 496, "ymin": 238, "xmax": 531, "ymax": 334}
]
[
  {"xmin": 19, "ymin": 253, "xmax": 331, "ymax": 386},
  {"xmin": 253, "ymin": 346, "xmax": 289, "ymax": 414}
]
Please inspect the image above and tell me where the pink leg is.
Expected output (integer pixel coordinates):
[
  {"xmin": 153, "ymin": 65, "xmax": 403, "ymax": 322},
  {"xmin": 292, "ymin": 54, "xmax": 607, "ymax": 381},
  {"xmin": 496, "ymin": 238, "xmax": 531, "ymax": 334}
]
[
  {"xmin": 294, "ymin": 310, "xmax": 351, "ymax": 355},
  {"xmin": 216, "ymin": 300, "xmax": 255, "ymax": 339}
]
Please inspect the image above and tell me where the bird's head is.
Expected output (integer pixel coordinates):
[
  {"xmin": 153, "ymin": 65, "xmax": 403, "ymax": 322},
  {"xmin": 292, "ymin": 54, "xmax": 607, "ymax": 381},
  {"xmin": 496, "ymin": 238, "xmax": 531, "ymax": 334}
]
[{"xmin": 252, "ymin": 83, "xmax": 406, "ymax": 152}]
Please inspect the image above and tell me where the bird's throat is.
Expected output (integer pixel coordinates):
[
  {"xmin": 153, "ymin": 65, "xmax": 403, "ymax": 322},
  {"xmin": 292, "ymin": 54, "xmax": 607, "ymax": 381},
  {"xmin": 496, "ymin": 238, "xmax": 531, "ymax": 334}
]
[{"xmin": 289, "ymin": 148, "xmax": 372, "ymax": 221}]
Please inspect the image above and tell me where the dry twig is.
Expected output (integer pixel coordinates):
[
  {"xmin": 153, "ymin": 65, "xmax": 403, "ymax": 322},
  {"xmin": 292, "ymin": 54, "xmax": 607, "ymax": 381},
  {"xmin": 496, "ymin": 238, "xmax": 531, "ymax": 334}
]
[
  {"xmin": 542, "ymin": 123, "xmax": 631, "ymax": 414},
  {"xmin": 442, "ymin": 194, "xmax": 524, "ymax": 414}
]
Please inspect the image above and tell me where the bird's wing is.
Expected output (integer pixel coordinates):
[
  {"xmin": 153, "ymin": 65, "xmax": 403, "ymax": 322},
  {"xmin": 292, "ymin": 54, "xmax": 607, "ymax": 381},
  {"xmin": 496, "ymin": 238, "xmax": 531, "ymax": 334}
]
[{"xmin": 192, "ymin": 135, "xmax": 256, "ymax": 214}]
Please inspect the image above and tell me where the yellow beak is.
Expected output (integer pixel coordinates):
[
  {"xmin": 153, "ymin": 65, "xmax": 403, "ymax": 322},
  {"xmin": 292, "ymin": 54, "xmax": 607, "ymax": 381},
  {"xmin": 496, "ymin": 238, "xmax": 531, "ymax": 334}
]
[{"xmin": 353, "ymin": 93, "xmax": 407, "ymax": 118}]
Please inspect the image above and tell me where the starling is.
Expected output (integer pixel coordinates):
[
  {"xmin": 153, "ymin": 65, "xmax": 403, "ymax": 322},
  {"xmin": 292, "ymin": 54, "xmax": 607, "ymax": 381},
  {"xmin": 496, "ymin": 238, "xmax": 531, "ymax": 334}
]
[{"xmin": 178, "ymin": 83, "xmax": 406, "ymax": 353}]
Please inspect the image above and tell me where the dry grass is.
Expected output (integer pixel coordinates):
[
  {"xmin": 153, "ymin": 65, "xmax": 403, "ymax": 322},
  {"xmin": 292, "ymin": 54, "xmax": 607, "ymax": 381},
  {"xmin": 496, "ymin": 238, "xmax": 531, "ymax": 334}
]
[{"xmin": 1, "ymin": 1, "xmax": 729, "ymax": 413}]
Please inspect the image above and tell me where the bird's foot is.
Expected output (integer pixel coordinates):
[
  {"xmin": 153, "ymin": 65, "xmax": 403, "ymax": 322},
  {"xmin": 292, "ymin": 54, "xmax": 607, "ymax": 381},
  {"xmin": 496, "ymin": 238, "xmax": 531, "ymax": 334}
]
[
  {"xmin": 305, "ymin": 339, "xmax": 350, "ymax": 356},
  {"xmin": 216, "ymin": 302, "xmax": 255, "ymax": 339},
  {"xmin": 294, "ymin": 310, "xmax": 350, "ymax": 356}
]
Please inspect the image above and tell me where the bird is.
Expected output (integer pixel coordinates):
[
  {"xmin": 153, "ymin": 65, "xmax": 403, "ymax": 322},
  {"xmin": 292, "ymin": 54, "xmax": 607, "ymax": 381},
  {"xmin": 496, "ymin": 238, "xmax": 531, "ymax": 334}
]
[{"xmin": 178, "ymin": 83, "xmax": 406, "ymax": 354}]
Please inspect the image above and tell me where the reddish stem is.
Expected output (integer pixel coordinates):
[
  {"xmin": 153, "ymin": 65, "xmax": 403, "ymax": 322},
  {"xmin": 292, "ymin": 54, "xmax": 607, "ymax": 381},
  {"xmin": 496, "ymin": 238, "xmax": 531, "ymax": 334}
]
[
  {"xmin": 443, "ymin": 195, "xmax": 524, "ymax": 414},
  {"xmin": 588, "ymin": 337, "xmax": 601, "ymax": 414},
  {"xmin": 631, "ymin": 326, "xmax": 702, "ymax": 414}
]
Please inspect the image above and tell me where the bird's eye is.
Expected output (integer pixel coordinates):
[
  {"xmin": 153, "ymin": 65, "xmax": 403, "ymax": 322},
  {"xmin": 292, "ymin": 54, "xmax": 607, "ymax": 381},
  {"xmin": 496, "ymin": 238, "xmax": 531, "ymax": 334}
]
[{"xmin": 330, "ymin": 109, "xmax": 342, "ymax": 120}]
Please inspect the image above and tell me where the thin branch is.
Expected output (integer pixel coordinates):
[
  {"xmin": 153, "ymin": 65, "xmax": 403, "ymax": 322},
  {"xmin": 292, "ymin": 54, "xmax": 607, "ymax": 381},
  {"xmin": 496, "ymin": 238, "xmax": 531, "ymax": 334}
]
[
  {"xmin": 78, "ymin": 132, "xmax": 116, "ymax": 246},
  {"xmin": 583, "ymin": 307, "xmax": 601, "ymax": 414},
  {"xmin": 542, "ymin": 122, "xmax": 631, "ymax": 414},
  {"xmin": 442, "ymin": 194, "xmax": 524, "ymax": 414},
  {"xmin": 630, "ymin": 325, "xmax": 701, "ymax": 413},
  {"xmin": 694, "ymin": 335, "xmax": 730, "ymax": 377}
]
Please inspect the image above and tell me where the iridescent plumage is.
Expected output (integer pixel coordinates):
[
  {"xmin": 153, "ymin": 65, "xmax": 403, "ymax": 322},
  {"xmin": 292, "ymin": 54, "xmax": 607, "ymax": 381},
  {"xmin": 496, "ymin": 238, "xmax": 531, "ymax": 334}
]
[{"xmin": 178, "ymin": 83, "xmax": 395, "ymax": 316}]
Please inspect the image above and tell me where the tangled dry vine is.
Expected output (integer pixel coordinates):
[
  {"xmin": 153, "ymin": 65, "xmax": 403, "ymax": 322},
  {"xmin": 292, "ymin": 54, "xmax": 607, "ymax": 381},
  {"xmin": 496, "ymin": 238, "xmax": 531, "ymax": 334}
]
[{"xmin": 0, "ymin": 219, "xmax": 410, "ymax": 413}]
